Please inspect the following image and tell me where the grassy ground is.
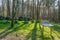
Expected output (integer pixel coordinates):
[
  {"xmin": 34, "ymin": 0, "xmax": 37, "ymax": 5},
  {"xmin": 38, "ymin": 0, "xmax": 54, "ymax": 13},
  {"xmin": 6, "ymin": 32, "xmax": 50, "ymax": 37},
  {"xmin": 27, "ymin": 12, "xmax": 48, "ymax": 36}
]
[{"xmin": 0, "ymin": 20, "xmax": 60, "ymax": 40}]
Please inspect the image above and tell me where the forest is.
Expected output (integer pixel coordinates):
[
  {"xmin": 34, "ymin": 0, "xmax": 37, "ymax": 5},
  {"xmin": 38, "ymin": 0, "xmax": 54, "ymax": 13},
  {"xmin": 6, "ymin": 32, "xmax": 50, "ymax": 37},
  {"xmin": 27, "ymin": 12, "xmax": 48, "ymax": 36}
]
[{"xmin": 0, "ymin": 0, "xmax": 60, "ymax": 40}]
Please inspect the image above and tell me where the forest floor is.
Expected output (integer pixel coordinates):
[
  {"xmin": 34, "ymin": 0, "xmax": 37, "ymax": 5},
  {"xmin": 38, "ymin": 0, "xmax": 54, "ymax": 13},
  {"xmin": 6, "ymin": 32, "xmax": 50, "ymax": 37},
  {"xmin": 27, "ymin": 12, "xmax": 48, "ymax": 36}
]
[{"xmin": 0, "ymin": 20, "xmax": 60, "ymax": 40}]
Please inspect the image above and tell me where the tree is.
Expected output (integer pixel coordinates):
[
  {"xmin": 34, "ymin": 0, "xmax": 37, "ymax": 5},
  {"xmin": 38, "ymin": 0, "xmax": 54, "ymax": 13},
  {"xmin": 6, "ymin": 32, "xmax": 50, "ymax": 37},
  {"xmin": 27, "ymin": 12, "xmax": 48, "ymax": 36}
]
[
  {"xmin": 7, "ymin": 0, "xmax": 10, "ymax": 16},
  {"xmin": 22, "ymin": 0, "xmax": 24, "ymax": 17},
  {"xmin": 2, "ymin": 0, "xmax": 5, "ymax": 17},
  {"xmin": 11, "ymin": 0, "xmax": 16, "ymax": 27},
  {"xmin": 58, "ymin": 0, "xmax": 60, "ymax": 23}
]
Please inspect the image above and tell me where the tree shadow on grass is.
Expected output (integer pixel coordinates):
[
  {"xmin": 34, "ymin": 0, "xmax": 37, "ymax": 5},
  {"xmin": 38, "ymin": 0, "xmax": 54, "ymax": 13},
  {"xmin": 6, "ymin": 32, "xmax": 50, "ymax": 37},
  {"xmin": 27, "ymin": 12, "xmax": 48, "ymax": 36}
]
[
  {"xmin": 51, "ymin": 25, "xmax": 60, "ymax": 38},
  {"xmin": 26, "ymin": 32, "xmax": 32, "ymax": 40},
  {"xmin": 21, "ymin": 23, "xmax": 32, "ymax": 30},
  {"xmin": 43, "ymin": 25, "xmax": 60, "ymax": 40},
  {"xmin": 39, "ymin": 23, "xmax": 54, "ymax": 40},
  {"xmin": 0, "ymin": 22, "xmax": 10, "ymax": 30},
  {"xmin": 39, "ymin": 25, "xmax": 45, "ymax": 40},
  {"xmin": 31, "ymin": 21, "xmax": 37, "ymax": 40},
  {"xmin": 13, "ymin": 22, "xmax": 31, "ymax": 32},
  {"xmin": 0, "ymin": 23, "xmax": 24, "ymax": 35},
  {"xmin": 52, "ymin": 25, "xmax": 60, "ymax": 33},
  {"xmin": 41, "ymin": 25, "xmax": 60, "ymax": 40},
  {"xmin": 26, "ymin": 21, "xmax": 37, "ymax": 40},
  {"xmin": 0, "ymin": 22, "xmax": 29, "ymax": 39}
]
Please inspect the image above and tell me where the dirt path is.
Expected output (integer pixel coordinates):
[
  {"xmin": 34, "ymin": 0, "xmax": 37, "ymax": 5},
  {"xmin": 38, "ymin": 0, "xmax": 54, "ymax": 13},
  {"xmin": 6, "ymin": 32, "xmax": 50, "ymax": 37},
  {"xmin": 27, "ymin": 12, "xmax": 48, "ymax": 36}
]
[{"xmin": 54, "ymin": 37, "xmax": 60, "ymax": 40}]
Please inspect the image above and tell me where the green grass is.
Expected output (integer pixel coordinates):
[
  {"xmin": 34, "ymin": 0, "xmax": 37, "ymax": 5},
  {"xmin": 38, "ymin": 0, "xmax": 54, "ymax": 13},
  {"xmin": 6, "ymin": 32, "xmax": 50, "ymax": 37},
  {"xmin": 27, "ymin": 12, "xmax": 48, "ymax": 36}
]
[{"xmin": 0, "ymin": 20, "xmax": 60, "ymax": 40}]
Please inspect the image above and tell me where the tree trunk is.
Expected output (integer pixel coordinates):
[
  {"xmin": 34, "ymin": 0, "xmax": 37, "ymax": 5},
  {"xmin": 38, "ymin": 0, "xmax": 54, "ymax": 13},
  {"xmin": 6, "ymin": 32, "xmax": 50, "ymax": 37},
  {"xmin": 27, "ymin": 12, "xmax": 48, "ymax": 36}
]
[
  {"xmin": 7, "ymin": 0, "xmax": 10, "ymax": 16},
  {"xmin": 58, "ymin": 0, "xmax": 60, "ymax": 23},
  {"xmin": 11, "ymin": 0, "xmax": 16, "ymax": 27}
]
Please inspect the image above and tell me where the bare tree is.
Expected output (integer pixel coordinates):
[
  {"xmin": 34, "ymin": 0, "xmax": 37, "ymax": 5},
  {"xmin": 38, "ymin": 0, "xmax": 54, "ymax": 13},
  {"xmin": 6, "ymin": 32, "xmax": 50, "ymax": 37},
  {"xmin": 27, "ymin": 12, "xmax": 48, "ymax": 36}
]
[
  {"xmin": 7, "ymin": 0, "xmax": 10, "ymax": 16},
  {"xmin": 11, "ymin": 0, "xmax": 16, "ymax": 27},
  {"xmin": 2, "ymin": 0, "xmax": 5, "ymax": 17},
  {"xmin": 58, "ymin": 0, "xmax": 60, "ymax": 23}
]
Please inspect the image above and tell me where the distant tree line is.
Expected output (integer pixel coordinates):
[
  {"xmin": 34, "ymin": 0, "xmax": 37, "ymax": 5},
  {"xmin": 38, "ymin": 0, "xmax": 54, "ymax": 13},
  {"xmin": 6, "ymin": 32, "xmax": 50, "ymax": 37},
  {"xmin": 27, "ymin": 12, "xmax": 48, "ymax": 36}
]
[{"xmin": 0, "ymin": 0, "xmax": 59, "ymax": 27}]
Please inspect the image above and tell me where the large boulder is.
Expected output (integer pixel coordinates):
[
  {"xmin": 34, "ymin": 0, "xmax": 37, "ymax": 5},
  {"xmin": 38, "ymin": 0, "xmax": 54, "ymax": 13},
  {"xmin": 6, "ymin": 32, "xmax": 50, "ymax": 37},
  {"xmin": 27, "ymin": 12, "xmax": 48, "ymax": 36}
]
[
  {"xmin": 0, "ymin": 16, "xmax": 5, "ymax": 20},
  {"xmin": 5, "ymin": 16, "xmax": 12, "ymax": 20},
  {"xmin": 24, "ymin": 17, "xmax": 32, "ymax": 21},
  {"xmin": 18, "ymin": 16, "xmax": 24, "ymax": 21}
]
